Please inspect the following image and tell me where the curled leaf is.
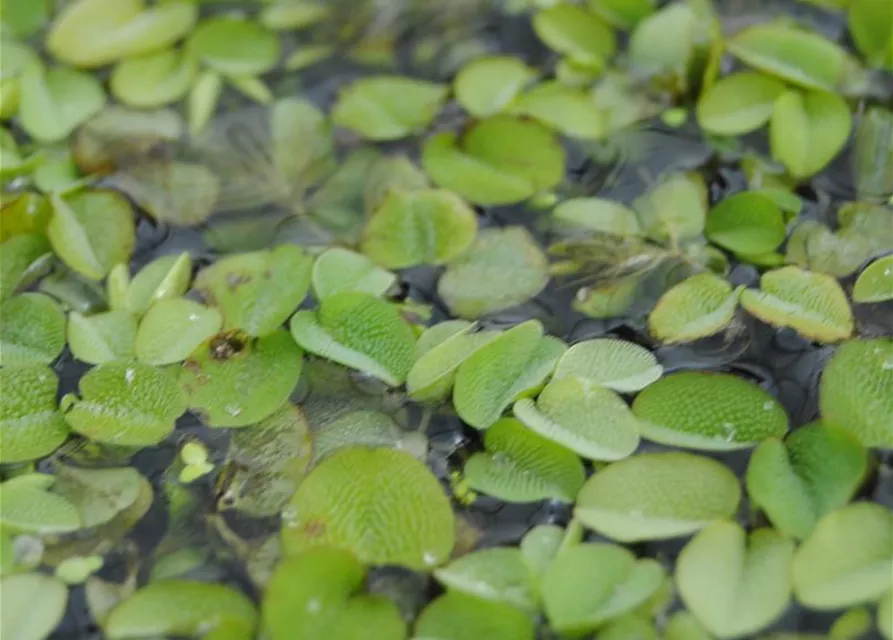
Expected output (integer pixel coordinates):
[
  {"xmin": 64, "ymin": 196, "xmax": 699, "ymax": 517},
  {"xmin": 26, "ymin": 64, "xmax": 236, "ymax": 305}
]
[{"xmin": 553, "ymin": 338, "xmax": 662, "ymax": 392}]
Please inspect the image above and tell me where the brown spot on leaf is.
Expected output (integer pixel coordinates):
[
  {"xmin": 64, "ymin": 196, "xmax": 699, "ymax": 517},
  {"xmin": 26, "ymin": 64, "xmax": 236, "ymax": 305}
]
[{"xmin": 209, "ymin": 331, "xmax": 247, "ymax": 361}]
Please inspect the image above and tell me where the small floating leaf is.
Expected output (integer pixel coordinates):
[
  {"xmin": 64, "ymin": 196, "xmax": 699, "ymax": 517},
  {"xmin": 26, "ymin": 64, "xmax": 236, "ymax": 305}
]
[
  {"xmin": 588, "ymin": 0, "xmax": 654, "ymax": 29},
  {"xmin": 746, "ymin": 422, "xmax": 868, "ymax": 540},
  {"xmin": 848, "ymin": 0, "xmax": 893, "ymax": 69},
  {"xmin": 311, "ymin": 248, "xmax": 396, "ymax": 300},
  {"xmin": 0, "ymin": 474, "xmax": 81, "ymax": 534},
  {"xmin": 633, "ymin": 172, "xmax": 708, "ymax": 244},
  {"xmin": 696, "ymin": 72, "xmax": 786, "ymax": 136},
  {"xmin": 422, "ymin": 116, "xmax": 565, "ymax": 205},
  {"xmin": 282, "ymin": 447, "xmax": 455, "ymax": 570},
  {"xmin": 123, "ymin": 252, "xmax": 192, "ymax": 316},
  {"xmin": 740, "ymin": 267, "xmax": 853, "ymax": 343},
  {"xmin": 434, "ymin": 547, "xmax": 536, "ymax": 611},
  {"xmin": 332, "ymin": 76, "xmax": 447, "ymax": 141},
  {"xmin": 820, "ymin": 338, "xmax": 893, "ymax": 448},
  {"xmin": 179, "ymin": 330, "xmax": 303, "ymax": 428},
  {"xmin": 514, "ymin": 377, "xmax": 642, "ymax": 461},
  {"xmin": 135, "ymin": 298, "xmax": 222, "ymax": 365},
  {"xmin": 0, "ymin": 573, "xmax": 68, "ymax": 640},
  {"xmin": 363, "ymin": 154, "xmax": 430, "ymax": 213},
  {"xmin": 0, "ymin": 366, "xmax": 68, "ymax": 464},
  {"xmin": 575, "ymin": 452, "xmax": 741, "ymax": 542},
  {"xmin": 290, "ymin": 292, "xmax": 416, "ymax": 386},
  {"xmin": 68, "ymin": 311, "xmax": 137, "ymax": 364},
  {"xmin": 0, "ymin": 234, "xmax": 52, "ymax": 303},
  {"xmin": 64, "ymin": 361, "xmax": 186, "ymax": 446},
  {"xmin": 553, "ymin": 339, "xmax": 662, "ymax": 392},
  {"xmin": 552, "ymin": 198, "xmax": 643, "ymax": 237},
  {"xmin": 110, "ymin": 48, "xmax": 197, "ymax": 108},
  {"xmin": 792, "ymin": 503, "xmax": 893, "ymax": 610},
  {"xmin": 648, "ymin": 273, "xmax": 739, "ymax": 344},
  {"xmin": 438, "ymin": 227, "xmax": 550, "ymax": 319},
  {"xmin": 407, "ymin": 322, "xmax": 496, "ymax": 404},
  {"xmin": 677, "ymin": 522, "xmax": 794, "ymax": 639},
  {"xmin": 770, "ymin": 89, "xmax": 851, "ymax": 179},
  {"xmin": 188, "ymin": 16, "xmax": 280, "ymax": 76},
  {"xmin": 361, "ymin": 188, "xmax": 478, "ymax": 269},
  {"xmin": 632, "ymin": 371, "xmax": 788, "ymax": 450},
  {"xmin": 18, "ymin": 60, "xmax": 104, "ymax": 142},
  {"xmin": 532, "ymin": 3, "xmax": 616, "ymax": 66},
  {"xmin": 508, "ymin": 81, "xmax": 605, "ymax": 140},
  {"xmin": 464, "ymin": 417, "xmax": 585, "ymax": 503},
  {"xmin": 705, "ymin": 192, "xmax": 786, "ymax": 256},
  {"xmin": 0, "ymin": 293, "xmax": 65, "ymax": 366},
  {"xmin": 853, "ymin": 255, "xmax": 893, "ymax": 303},
  {"xmin": 414, "ymin": 592, "xmax": 535, "ymax": 640},
  {"xmin": 454, "ymin": 56, "xmax": 535, "ymax": 117}
]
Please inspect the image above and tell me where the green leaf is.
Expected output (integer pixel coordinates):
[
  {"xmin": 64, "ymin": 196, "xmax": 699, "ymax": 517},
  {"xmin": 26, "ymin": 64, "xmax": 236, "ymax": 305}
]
[
  {"xmin": 311, "ymin": 248, "xmax": 396, "ymax": 300},
  {"xmin": 552, "ymin": 198, "xmax": 643, "ymax": 237},
  {"xmin": 67, "ymin": 310, "xmax": 137, "ymax": 364},
  {"xmin": 820, "ymin": 338, "xmax": 893, "ymax": 448},
  {"xmin": 746, "ymin": 422, "xmax": 868, "ymax": 540},
  {"xmin": 463, "ymin": 417, "xmax": 585, "ymax": 503},
  {"xmin": 705, "ymin": 192, "xmax": 786, "ymax": 256},
  {"xmin": 361, "ymin": 188, "xmax": 478, "ymax": 269},
  {"xmin": 187, "ymin": 69, "xmax": 222, "ymax": 135},
  {"xmin": 434, "ymin": 547, "xmax": 536, "ymax": 611},
  {"xmin": 332, "ymin": 75, "xmax": 447, "ymax": 141},
  {"xmin": 574, "ymin": 452, "xmax": 741, "ymax": 542},
  {"xmin": 47, "ymin": 190, "xmax": 136, "ymax": 281},
  {"xmin": 1, "ymin": 0, "xmax": 50, "ymax": 37},
  {"xmin": 541, "ymin": 543, "xmax": 664, "ymax": 635},
  {"xmin": 532, "ymin": 3, "xmax": 616, "ymax": 66},
  {"xmin": 194, "ymin": 245, "xmax": 313, "ymax": 337},
  {"xmin": 677, "ymin": 522, "xmax": 794, "ymax": 638},
  {"xmin": 696, "ymin": 72, "xmax": 787, "ymax": 136},
  {"xmin": 110, "ymin": 48, "xmax": 197, "ymax": 108},
  {"xmin": 262, "ymin": 547, "xmax": 404, "ymax": 640},
  {"xmin": 627, "ymin": 2, "xmax": 712, "ymax": 88},
  {"xmin": 648, "ymin": 273, "xmax": 739, "ymax": 344},
  {"xmin": 0, "ymin": 293, "xmax": 65, "ymax": 366},
  {"xmin": 64, "ymin": 361, "xmax": 186, "ymax": 446},
  {"xmin": 664, "ymin": 611, "xmax": 714, "ymax": 640},
  {"xmin": 740, "ymin": 266, "xmax": 854, "ymax": 343},
  {"xmin": 587, "ymin": 0, "xmax": 655, "ymax": 29},
  {"xmin": 508, "ymin": 81, "xmax": 605, "ymax": 140},
  {"xmin": 311, "ymin": 410, "xmax": 424, "ymax": 465},
  {"xmin": 53, "ymin": 465, "xmax": 142, "ymax": 529},
  {"xmin": 0, "ymin": 573, "xmax": 68, "ymax": 640},
  {"xmin": 633, "ymin": 172, "xmax": 708, "ymax": 244},
  {"xmin": 878, "ymin": 591, "xmax": 892, "ymax": 640},
  {"xmin": 792, "ymin": 503, "xmax": 893, "ymax": 610},
  {"xmin": 414, "ymin": 592, "xmax": 535, "ymax": 640},
  {"xmin": 105, "ymin": 580, "xmax": 257, "ymax": 639},
  {"xmin": 122, "ymin": 252, "xmax": 192, "ymax": 316},
  {"xmin": 852, "ymin": 107, "xmax": 893, "ymax": 201},
  {"xmin": 726, "ymin": 22, "xmax": 856, "ymax": 91},
  {"xmin": 770, "ymin": 89, "xmax": 852, "ymax": 179},
  {"xmin": 290, "ymin": 293, "xmax": 416, "ymax": 386},
  {"xmin": 282, "ymin": 447, "xmax": 455, "ymax": 570},
  {"xmin": 116, "ymin": 161, "xmax": 220, "ymax": 229},
  {"xmin": 187, "ymin": 16, "xmax": 280, "ymax": 76},
  {"xmin": 553, "ymin": 339, "xmax": 662, "ymax": 392},
  {"xmin": 18, "ymin": 60, "xmax": 105, "ymax": 142},
  {"xmin": 0, "ymin": 474, "xmax": 81, "ymax": 534},
  {"xmin": 363, "ymin": 154, "xmax": 430, "ymax": 214},
  {"xmin": 259, "ymin": 2, "xmax": 328, "ymax": 31},
  {"xmin": 135, "ymin": 298, "xmax": 222, "ymax": 365},
  {"xmin": 520, "ymin": 524, "xmax": 564, "ymax": 579},
  {"xmin": 785, "ymin": 220, "xmax": 877, "ymax": 278},
  {"xmin": 0, "ymin": 234, "xmax": 52, "ymax": 302},
  {"xmin": 179, "ymin": 330, "xmax": 303, "ymax": 428},
  {"xmin": 454, "ymin": 56, "xmax": 536, "ymax": 118},
  {"xmin": 0, "ymin": 192, "xmax": 52, "ymax": 241},
  {"xmin": 407, "ymin": 322, "xmax": 495, "ymax": 403},
  {"xmin": 453, "ymin": 320, "xmax": 565, "ymax": 429},
  {"xmin": 0, "ymin": 366, "xmax": 68, "ymax": 464},
  {"xmin": 438, "ymin": 227, "xmax": 550, "ymax": 318},
  {"xmin": 631, "ymin": 371, "xmax": 788, "ymax": 450},
  {"xmin": 514, "ymin": 377, "xmax": 642, "ymax": 460},
  {"xmin": 848, "ymin": 0, "xmax": 893, "ymax": 68},
  {"xmin": 853, "ymin": 255, "xmax": 893, "ymax": 303},
  {"xmin": 422, "ymin": 116, "xmax": 565, "ymax": 206}
]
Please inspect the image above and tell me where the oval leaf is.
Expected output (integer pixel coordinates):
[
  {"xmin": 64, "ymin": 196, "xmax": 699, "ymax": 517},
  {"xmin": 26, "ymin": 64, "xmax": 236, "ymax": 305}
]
[
  {"xmin": 434, "ymin": 547, "xmax": 536, "ymax": 611},
  {"xmin": 706, "ymin": 191, "xmax": 786, "ymax": 256},
  {"xmin": 0, "ymin": 293, "xmax": 65, "ymax": 366},
  {"xmin": 68, "ymin": 310, "xmax": 137, "ymax": 364},
  {"xmin": 135, "ymin": 298, "xmax": 222, "ymax": 366},
  {"xmin": 454, "ymin": 56, "xmax": 535, "ymax": 118},
  {"xmin": 187, "ymin": 16, "xmax": 280, "ymax": 76},
  {"xmin": 853, "ymin": 255, "xmax": 893, "ymax": 303},
  {"xmin": 0, "ymin": 573, "xmax": 68, "ymax": 640},
  {"xmin": 311, "ymin": 247, "xmax": 396, "ymax": 300},
  {"xmin": 696, "ymin": 72, "xmax": 787, "ymax": 136},
  {"xmin": 18, "ymin": 61, "xmax": 105, "ymax": 142},
  {"xmin": 553, "ymin": 338, "xmax": 662, "ymax": 392},
  {"xmin": 648, "ymin": 273, "xmax": 740, "ymax": 344},
  {"xmin": 414, "ymin": 592, "xmax": 535, "ymax": 640},
  {"xmin": 0, "ymin": 366, "xmax": 68, "ymax": 464}
]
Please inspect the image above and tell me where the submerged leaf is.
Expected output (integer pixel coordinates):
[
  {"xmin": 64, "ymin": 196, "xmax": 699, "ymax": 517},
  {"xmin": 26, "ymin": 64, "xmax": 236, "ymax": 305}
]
[
  {"xmin": 53, "ymin": 465, "xmax": 142, "ymax": 529},
  {"xmin": 552, "ymin": 198, "xmax": 643, "ymax": 237},
  {"xmin": 633, "ymin": 172, "xmax": 708, "ymax": 244},
  {"xmin": 648, "ymin": 273, "xmax": 739, "ymax": 344},
  {"xmin": 0, "ymin": 293, "xmax": 65, "ymax": 367},
  {"xmin": 553, "ymin": 339, "xmax": 662, "ymax": 392},
  {"xmin": 0, "ymin": 366, "xmax": 68, "ymax": 464}
]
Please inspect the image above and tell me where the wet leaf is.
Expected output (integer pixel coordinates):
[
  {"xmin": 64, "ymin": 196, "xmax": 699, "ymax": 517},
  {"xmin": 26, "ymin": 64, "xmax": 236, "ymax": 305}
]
[
  {"xmin": 135, "ymin": 298, "xmax": 222, "ymax": 365},
  {"xmin": 0, "ymin": 366, "xmax": 68, "ymax": 464},
  {"xmin": 508, "ymin": 81, "xmax": 605, "ymax": 139},
  {"xmin": 740, "ymin": 266, "xmax": 854, "ymax": 343},
  {"xmin": 194, "ymin": 245, "xmax": 313, "ymax": 337},
  {"xmin": 573, "ymin": 276, "xmax": 642, "ymax": 319},
  {"xmin": 454, "ymin": 56, "xmax": 536, "ymax": 117},
  {"xmin": 53, "ymin": 465, "xmax": 142, "ymax": 529},
  {"xmin": 532, "ymin": 3, "xmax": 616, "ymax": 66},
  {"xmin": 632, "ymin": 371, "xmax": 788, "ymax": 450},
  {"xmin": 64, "ymin": 361, "xmax": 186, "ymax": 446},
  {"xmin": 820, "ymin": 338, "xmax": 893, "ymax": 448},
  {"xmin": 552, "ymin": 198, "xmax": 643, "ymax": 237},
  {"xmin": 0, "ymin": 234, "xmax": 52, "ymax": 303},
  {"xmin": 853, "ymin": 255, "xmax": 893, "ymax": 303},
  {"xmin": 0, "ymin": 573, "xmax": 68, "ymax": 640},
  {"xmin": 422, "ymin": 116, "xmax": 565, "ymax": 205},
  {"xmin": 311, "ymin": 410, "xmax": 424, "ymax": 465},
  {"xmin": 122, "ymin": 252, "xmax": 192, "ymax": 316},
  {"xmin": 110, "ymin": 48, "xmax": 197, "ymax": 108},
  {"xmin": 187, "ymin": 16, "xmax": 280, "ymax": 76},
  {"xmin": 0, "ymin": 474, "xmax": 81, "ymax": 534},
  {"xmin": 454, "ymin": 320, "xmax": 565, "ymax": 429},
  {"xmin": 270, "ymin": 97, "xmax": 336, "ymax": 194},
  {"xmin": 407, "ymin": 322, "xmax": 497, "ymax": 403},
  {"xmin": 553, "ymin": 339, "xmax": 662, "ymax": 392},
  {"xmin": 105, "ymin": 580, "xmax": 257, "ymax": 639},
  {"xmin": 696, "ymin": 72, "xmax": 786, "ymax": 136},
  {"xmin": 677, "ymin": 522, "xmax": 794, "ymax": 638},
  {"xmin": 648, "ymin": 273, "xmax": 739, "ymax": 344},
  {"xmin": 848, "ymin": 0, "xmax": 893, "ymax": 68},
  {"xmin": 438, "ymin": 227, "xmax": 550, "ymax": 318},
  {"xmin": 746, "ymin": 422, "xmax": 868, "ymax": 540},
  {"xmin": 574, "ymin": 452, "xmax": 741, "ymax": 542},
  {"xmin": 785, "ymin": 220, "xmax": 877, "ymax": 278},
  {"xmin": 705, "ymin": 192, "xmax": 786, "ymax": 256},
  {"xmin": 311, "ymin": 248, "xmax": 396, "ymax": 300},
  {"xmin": 290, "ymin": 292, "xmax": 415, "ymax": 386},
  {"xmin": 361, "ymin": 188, "xmax": 478, "ymax": 269},
  {"xmin": 262, "ymin": 547, "xmax": 405, "ymax": 640},
  {"xmin": 792, "ymin": 503, "xmax": 893, "ymax": 610},
  {"xmin": 47, "ymin": 190, "xmax": 136, "ymax": 281},
  {"xmin": 0, "ymin": 293, "xmax": 65, "ymax": 366},
  {"xmin": 541, "ymin": 543, "xmax": 664, "ymax": 635},
  {"xmin": 633, "ymin": 172, "xmax": 708, "ymax": 244},
  {"xmin": 18, "ymin": 60, "xmax": 105, "ymax": 142},
  {"xmin": 414, "ymin": 592, "xmax": 535, "ymax": 640},
  {"xmin": 179, "ymin": 330, "xmax": 303, "ymax": 428},
  {"xmin": 727, "ymin": 22, "xmax": 856, "ymax": 91},
  {"xmin": 770, "ymin": 89, "xmax": 851, "ymax": 179},
  {"xmin": 282, "ymin": 447, "xmax": 455, "ymax": 570},
  {"xmin": 463, "ymin": 417, "xmax": 585, "ymax": 503},
  {"xmin": 332, "ymin": 75, "xmax": 447, "ymax": 141}
]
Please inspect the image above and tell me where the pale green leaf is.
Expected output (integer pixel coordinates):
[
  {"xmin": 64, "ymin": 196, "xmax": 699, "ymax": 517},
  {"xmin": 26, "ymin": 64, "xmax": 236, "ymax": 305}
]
[
  {"xmin": 853, "ymin": 255, "xmax": 893, "ymax": 303},
  {"xmin": 311, "ymin": 247, "xmax": 396, "ymax": 300},
  {"xmin": 648, "ymin": 273, "xmax": 740, "ymax": 344},
  {"xmin": 53, "ymin": 465, "xmax": 142, "ymax": 529},
  {"xmin": 533, "ymin": 3, "xmax": 616, "ymax": 65},
  {"xmin": 553, "ymin": 338, "xmax": 662, "ymax": 392},
  {"xmin": 311, "ymin": 410, "xmax": 423, "ymax": 465},
  {"xmin": 67, "ymin": 310, "xmax": 137, "ymax": 364},
  {"xmin": 696, "ymin": 72, "xmax": 787, "ymax": 136},
  {"xmin": 508, "ymin": 81, "xmax": 605, "ymax": 139},
  {"xmin": 434, "ymin": 547, "xmax": 536, "ymax": 611},
  {"xmin": 0, "ymin": 293, "xmax": 65, "ymax": 366},
  {"xmin": 110, "ymin": 48, "xmax": 197, "ymax": 108},
  {"xmin": 552, "ymin": 198, "xmax": 643, "ymax": 237},
  {"xmin": 454, "ymin": 56, "xmax": 536, "ymax": 117},
  {"xmin": 0, "ymin": 234, "xmax": 52, "ymax": 303},
  {"xmin": 0, "ymin": 474, "xmax": 81, "ymax": 534},
  {"xmin": 633, "ymin": 172, "xmax": 708, "ymax": 244},
  {"xmin": 135, "ymin": 298, "xmax": 222, "ymax": 365},
  {"xmin": 414, "ymin": 592, "xmax": 535, "ymax": 640},
  {"xmin": 187, "ymin": 16, "xmax": 280, "ymax": 76},
  {"xmin": 852, "ymin": 106, "xmax": 893, "ymax": 200},
  {"xmin": 123, "ymin": 252, "xmax": 192, "ymax": 316},
  {"xmin": 587, "ymin": 0, "xmax": 655, "ymax": 29},
  {"xmin": 0, "ymin": 573, "xmax": 68, "ymax": 640},
  {"xmin": 848, "ymin": 0, "xmax": 893, "ymax": 68},
  {"xmin": 18, "ymin": 60, "xmax": 104, "ymax": 142}
]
